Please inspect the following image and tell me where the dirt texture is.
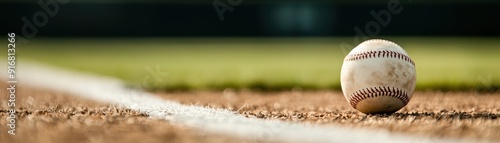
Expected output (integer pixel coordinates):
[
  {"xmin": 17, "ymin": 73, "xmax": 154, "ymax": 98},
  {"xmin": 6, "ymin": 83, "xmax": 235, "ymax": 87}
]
[
  {"xmin": 1, "ymin": 79, "xmax": 499, "ymax": 143},
  {"xmin": 0, "ymin": 82, "xmax": 259, "ymax": 143},
  {"xmin": 158, "ymin": 89, "xmax": 500, "ymax": 141}
]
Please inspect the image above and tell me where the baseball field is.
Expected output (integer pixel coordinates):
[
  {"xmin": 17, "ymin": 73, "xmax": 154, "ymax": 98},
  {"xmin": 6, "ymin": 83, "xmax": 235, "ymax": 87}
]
[{"xmin": 1, "ymin": 37, "xmax": 499, "ymax": 143}]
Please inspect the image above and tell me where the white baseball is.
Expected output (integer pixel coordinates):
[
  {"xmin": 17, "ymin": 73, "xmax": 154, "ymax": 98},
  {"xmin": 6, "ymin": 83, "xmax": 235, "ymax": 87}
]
[{"xmin": 340, "ymin": 39, "xmax": 416, "ymax": 114}]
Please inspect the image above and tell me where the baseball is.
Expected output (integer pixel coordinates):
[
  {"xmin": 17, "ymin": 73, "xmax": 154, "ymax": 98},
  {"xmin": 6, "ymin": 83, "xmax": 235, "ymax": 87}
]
[{"xmin": 340, "ymin": 39, "xmax": 416, "ymax": 114}]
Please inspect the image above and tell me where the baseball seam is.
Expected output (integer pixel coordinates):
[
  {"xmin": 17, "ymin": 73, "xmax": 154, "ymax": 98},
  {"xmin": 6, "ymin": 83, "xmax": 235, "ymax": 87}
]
[
  {"xmin": 345, "ymin": 50, "xmax": 415, "ymax": 66},
  {"xmin": 349, "ymin": 86, "xmax": 410, "ymax": 109}
]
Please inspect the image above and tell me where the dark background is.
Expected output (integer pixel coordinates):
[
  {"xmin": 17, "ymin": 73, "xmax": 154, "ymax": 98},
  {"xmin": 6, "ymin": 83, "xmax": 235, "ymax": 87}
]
[{"xmin": 2, "ymin": 0, "xmax": 500, "ymax": 37}]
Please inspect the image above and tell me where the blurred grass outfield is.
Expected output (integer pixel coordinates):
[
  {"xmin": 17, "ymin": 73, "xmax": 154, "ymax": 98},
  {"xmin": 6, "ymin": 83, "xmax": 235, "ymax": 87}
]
[{"xmin": 11, "ymin": 37, "xmax": 500, "ymax": 91}]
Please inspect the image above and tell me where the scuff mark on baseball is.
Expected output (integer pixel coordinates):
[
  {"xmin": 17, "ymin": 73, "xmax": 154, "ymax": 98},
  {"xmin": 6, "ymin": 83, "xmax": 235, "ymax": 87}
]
[{"xmin": 340, "ymin": 39, "xmax": 416, "ymax": 114}]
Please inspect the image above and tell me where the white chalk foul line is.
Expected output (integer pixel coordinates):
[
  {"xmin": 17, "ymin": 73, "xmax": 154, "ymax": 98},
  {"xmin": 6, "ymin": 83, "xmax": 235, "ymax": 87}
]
[{"xmin": 6, "ymin": 63, "xmax": 478, "ymax": 143}]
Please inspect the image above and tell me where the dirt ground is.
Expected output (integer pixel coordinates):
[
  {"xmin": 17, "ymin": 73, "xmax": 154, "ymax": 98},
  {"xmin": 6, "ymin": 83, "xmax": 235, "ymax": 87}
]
[
  {"xmin": 158, "ymin": 89, "xmax": 500, "ymax": 142},
  {"xmin": 0, "ymin": 83, "xmax": 259, "ymax": 143},
  {"xmin": 1, "ymin": 80, "xmax": 499, "ymax": 143}
]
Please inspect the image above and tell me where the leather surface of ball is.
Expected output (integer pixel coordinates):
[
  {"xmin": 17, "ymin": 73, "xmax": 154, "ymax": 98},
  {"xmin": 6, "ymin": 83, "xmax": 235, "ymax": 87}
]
[{"xmin": 340, "ymin": 39, "xmax": 416, "ymax": 114}]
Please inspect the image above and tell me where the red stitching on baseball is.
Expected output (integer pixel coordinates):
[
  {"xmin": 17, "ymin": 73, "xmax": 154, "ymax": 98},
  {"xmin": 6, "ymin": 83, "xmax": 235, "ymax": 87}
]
[
  {"xmin": 345, "ymin": 50, "xmax": 415, "ymax": 66},
  {"xmin": 349, "ymin": 86, "xmax": 410, "ymax": 109}
]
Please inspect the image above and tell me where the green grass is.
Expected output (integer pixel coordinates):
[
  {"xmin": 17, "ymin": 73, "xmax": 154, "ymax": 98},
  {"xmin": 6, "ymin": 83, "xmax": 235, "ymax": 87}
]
[{"xmin": 4, "ymin": 37, "xmax": 500, "ymax": 91}]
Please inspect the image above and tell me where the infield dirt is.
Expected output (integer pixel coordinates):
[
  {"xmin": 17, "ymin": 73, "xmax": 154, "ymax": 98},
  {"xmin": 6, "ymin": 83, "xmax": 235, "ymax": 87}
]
[{"xmin": 1, "ymin": 81, "xmax": 499, "ymax": 142}]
